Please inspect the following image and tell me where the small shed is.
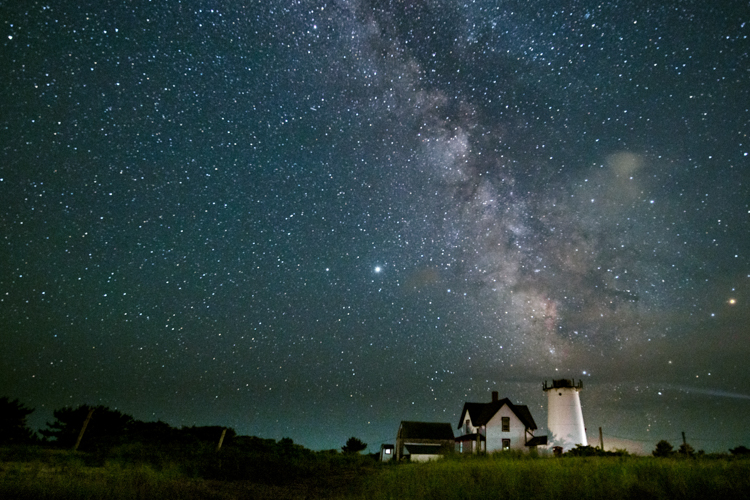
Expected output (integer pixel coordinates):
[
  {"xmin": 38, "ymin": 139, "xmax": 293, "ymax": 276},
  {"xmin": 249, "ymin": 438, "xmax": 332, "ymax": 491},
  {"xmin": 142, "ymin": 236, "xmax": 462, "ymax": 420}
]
[
  {"xmin": 379, "ymin": 443, "xmax": 395, "ymax": 462},
  {"xmin": 395, "ymin": 421, "xmax": 454, "ymax": 461}
]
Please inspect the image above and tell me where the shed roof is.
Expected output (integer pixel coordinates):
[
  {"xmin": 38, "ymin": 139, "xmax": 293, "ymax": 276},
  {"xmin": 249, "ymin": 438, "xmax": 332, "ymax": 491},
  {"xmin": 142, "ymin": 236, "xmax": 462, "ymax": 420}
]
[
  {"xmin": 398, "ymin": 421, "xmax": 455, "ymax": 440},
  {"xmin": 457, "ymin": 398, "xmax": 538, "ymax": 430}
]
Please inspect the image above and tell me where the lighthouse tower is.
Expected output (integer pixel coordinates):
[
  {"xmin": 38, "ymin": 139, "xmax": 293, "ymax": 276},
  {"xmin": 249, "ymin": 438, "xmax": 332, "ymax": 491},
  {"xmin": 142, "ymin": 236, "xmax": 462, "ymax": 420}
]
[{"xmin": 543, "ymin": 379, "xmax": 587, "ymax": 452}]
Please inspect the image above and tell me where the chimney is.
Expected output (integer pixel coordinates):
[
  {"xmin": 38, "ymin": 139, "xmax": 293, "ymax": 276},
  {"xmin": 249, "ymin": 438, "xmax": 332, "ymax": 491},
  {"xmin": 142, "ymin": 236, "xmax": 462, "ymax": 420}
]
[{"xmin": 492, "ymin": 391, "xmax": 498, "ymax": 402}]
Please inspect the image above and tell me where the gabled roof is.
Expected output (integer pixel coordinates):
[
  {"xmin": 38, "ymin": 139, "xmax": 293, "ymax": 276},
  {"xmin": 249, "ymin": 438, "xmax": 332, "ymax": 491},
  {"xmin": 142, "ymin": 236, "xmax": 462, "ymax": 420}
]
[
  {"xmin": 457, "ymin": 398, "xmax": 537, "ymax": 430},
  {"xmin": 398, "ymin": 421, "xmax": 455, "ymax": 440}
]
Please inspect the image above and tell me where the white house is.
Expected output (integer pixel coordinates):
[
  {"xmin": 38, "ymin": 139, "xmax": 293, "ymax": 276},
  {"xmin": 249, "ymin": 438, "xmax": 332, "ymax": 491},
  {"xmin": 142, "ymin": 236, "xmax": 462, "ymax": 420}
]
[{"xmin": 456, "ymin": 391, "xmax": 547, "ymax": 453}]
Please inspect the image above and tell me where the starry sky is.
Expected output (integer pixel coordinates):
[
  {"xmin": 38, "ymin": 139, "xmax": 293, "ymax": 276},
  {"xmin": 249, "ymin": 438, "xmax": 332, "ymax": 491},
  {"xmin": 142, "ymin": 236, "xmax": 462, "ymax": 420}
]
[{"xmin": 1, "ymin": 0, "xmax": 748, "ymax": 454}]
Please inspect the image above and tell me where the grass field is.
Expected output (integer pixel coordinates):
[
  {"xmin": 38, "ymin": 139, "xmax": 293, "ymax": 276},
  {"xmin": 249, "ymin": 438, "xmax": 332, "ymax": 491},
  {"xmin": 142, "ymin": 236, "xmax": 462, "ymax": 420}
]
[
  {"xmin": 2, "ymin": 447, "xmax": 749, "ymax": 500},
  {"xmin": 363, "ymin": 454, "xmax": 750, "ymax": 500},
  {"xmin": 0, "ymin": 446, "xmax": 373, "ymax": 499}
]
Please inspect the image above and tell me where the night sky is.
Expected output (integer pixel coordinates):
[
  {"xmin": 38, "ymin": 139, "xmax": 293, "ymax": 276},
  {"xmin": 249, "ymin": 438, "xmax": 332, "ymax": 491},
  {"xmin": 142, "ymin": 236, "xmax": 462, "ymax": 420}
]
[{"xmin": 2, "ymin": 1, "xmax": 749, "ymax": 454}]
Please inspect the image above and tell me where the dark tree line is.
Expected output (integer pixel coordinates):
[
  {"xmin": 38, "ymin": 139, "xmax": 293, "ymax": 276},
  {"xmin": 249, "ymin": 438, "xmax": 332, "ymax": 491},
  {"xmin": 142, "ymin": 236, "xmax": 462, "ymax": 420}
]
[
  {"xmin": 40, "ymin": 405, "xmax": 133, "ymax": 450},
  {"xmin": 39, "ymin": 404, "xmax": 240, "ymax": 453},
  {"xmin": 0, "ymin": 396, "xmax": 380, "ymax": 487},
  {"xmin": 0, "ymin": 396, "xmax": 369, "ymax": 461},
  {"xmin": 0, "ymin": 397, "xmax": 240, "ymax": 452},
  {"xmin": 652, "ymin": 440, "xmax": 750, "ymax": 458}
]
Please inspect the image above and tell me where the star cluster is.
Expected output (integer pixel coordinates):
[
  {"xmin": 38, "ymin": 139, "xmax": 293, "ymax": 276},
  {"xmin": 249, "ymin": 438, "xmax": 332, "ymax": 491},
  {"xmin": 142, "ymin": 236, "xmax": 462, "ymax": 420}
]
[{"xmin": 1, "ymin": 1, "xmax": 748, "ymax": 452}]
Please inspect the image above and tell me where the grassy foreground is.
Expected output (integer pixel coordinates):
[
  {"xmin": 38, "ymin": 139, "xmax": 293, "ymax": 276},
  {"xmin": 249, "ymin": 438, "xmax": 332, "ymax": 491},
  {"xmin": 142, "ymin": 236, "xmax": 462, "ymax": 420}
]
[
  {"xmin": 0, "ymin": 446, "xmax": 372, "ymax": 500},
  {"xmin": 363, "ymin": 454, "xmax": 750, "ymax": 500},
  {"xmin": 2, "ymin": 447, "xmax": 750, "ymax": 500}
]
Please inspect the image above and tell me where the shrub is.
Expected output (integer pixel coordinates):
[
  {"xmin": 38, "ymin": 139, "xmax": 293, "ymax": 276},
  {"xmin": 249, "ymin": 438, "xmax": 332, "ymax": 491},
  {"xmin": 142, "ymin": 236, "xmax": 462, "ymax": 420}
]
[
  {"xmin": 653, "ymin": 440, "xmax": 674, "ymax": 457},
  {"xmin": 342, "ymin": 437, "xmax": 368, "ymax": 454},
  {"xmin": 730, "ymin": 446, "xmax": 750, "ymax": 456}
]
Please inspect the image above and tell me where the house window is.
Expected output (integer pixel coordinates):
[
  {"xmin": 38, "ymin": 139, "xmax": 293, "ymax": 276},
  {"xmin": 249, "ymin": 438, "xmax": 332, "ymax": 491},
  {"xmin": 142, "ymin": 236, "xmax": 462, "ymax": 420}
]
[
  {"xmin": 385, "ymin": 449, "xmax": 391, "ymax": 454},
  {"xmin": 502, "ymin": 439, "xmax": 511, "ymax": 450},
  {"xmin": 501, "ymin": 417, "xmax": 510, "ymax": 432},
  {"xmin": 465, "ymin": 419, "xmax": 470, "ymax": 434}
]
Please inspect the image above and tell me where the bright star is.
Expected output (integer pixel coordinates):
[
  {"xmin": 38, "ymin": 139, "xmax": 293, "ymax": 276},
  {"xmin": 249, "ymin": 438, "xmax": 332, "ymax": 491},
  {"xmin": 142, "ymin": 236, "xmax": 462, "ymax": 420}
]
[{"xmin": 374, "ymin": 266, "xmax": 382, "ymax": 273}]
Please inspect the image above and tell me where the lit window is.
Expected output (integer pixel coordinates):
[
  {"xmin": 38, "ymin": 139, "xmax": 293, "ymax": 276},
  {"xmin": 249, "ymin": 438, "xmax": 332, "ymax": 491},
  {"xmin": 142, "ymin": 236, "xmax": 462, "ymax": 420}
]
[
  {"xmin": 385, "ymin": 449, "xmax": 391, "ymax": 454},
  {"xmin": 502, "ymin": 439, "xmax": 511, "ymax": 450}
]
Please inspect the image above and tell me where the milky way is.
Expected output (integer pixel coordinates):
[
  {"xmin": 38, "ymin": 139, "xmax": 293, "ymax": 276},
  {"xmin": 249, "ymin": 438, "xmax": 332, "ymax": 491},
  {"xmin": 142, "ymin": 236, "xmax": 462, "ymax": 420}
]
[{"xmin": 1, "ymin": 1, "xmax": 748, "ymax": 452}]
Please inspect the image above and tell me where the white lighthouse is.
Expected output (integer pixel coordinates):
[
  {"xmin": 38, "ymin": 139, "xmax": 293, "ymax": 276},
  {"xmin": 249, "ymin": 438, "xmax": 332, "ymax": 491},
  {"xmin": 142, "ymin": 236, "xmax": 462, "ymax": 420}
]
[{"xmin": 543, "ymin": 379, "xmax": 587, "ymax": 452}]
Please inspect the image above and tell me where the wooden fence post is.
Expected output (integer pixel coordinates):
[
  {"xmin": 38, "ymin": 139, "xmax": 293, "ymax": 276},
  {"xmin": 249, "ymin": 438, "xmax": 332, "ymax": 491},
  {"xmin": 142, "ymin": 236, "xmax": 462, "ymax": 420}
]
[
  {"xmin": 216, "ymin": 428, "xmax": 227, "ymax": 452},
  {"xmin": 73, "ymin": 407, "xmax": 95, "ymax": 451}
]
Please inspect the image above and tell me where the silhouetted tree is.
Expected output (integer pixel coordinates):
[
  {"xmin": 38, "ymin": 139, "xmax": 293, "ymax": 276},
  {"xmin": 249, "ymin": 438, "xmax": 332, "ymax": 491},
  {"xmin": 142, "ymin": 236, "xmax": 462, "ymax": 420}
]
[
  {"xmin": 342, "ymin": 436, "xmax": 367, "ymax": 454},
  {"xmin": 652, "ymin": 440, "xmax": 674, "ymax": 457},
  {"xmin": 128, "ymin": 419, "xmax": 178, "ymax": 445},
  {"xmin": 40, "ymin": 405, "xmax": 134, "ymax": 451},
  {"xmin": 678, "ymin": 442, "xmax": 695, "ymax": 457},
  {"xmin": 0, "ymin": 396, "xmax": 36, "ymax": 445},
  {"xmin": 730, "ymin": 445, "xmax": 750, "ymax": 456}
]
